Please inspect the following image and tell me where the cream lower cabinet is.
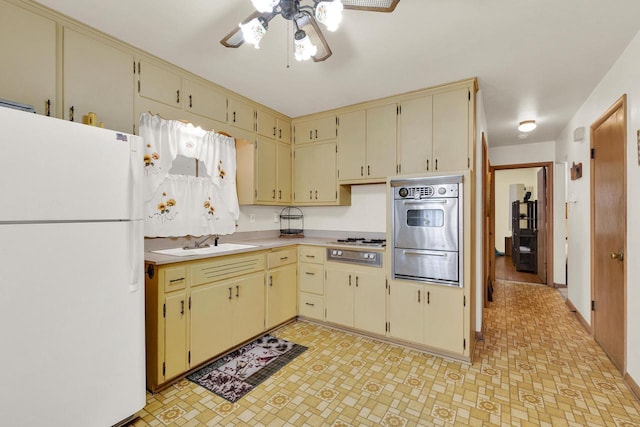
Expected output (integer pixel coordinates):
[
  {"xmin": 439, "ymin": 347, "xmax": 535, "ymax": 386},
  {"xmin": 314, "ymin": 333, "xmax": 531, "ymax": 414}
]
[
  {"xmin": 388, "ymin": 281, "xmax": 465, "ymax": 355},
  {"xmin": 325, "ymin": 263, "xmax": 386, "ymax": 335},
  {"xmin": 298, "ymin": 246, "xmax": 325, "ymax": 321},
  {"xmin": 0, "ymin": 0, "xmax": 56, "ymax": 116},
  {"xmin": 266, "ymin": 248, "xmax": 298, "ymax": 329},
  {"xmin": 145, "ymin": 252, "xmax": 267, "ymax": 391}
]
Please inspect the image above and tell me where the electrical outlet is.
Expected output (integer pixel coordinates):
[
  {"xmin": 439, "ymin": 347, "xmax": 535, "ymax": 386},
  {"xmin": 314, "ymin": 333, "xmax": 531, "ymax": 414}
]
[
  {"xmin": 249, "ymin": 214, "xmax": 256, "ymax": 223},
  {"xmin": 273, "ymin": 212, "xmax": 279, "ymax": 223}
]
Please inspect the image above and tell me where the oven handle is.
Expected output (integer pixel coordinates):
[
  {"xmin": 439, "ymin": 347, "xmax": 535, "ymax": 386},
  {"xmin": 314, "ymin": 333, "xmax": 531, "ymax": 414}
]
[
  {"xmin": 403, "ymin": 249, "xmax": 448, "ymax": 257},
  {"xmin": 402, "ymin": 199, "xmax": 449, "ymax": 205}
]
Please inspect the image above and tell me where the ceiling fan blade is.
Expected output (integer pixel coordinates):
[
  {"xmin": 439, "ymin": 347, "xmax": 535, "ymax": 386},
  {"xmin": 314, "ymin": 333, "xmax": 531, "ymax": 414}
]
[
  {"xmin": 220, "ymin": 11, "xmax": 272, "ymax": 48},
  {"xmin": 295, "ymin": 14, "xmax": 332, "ymax": 62},
  {"xmin": 341, "ymin": 0, "xmax": 400, "ymax": 12}
]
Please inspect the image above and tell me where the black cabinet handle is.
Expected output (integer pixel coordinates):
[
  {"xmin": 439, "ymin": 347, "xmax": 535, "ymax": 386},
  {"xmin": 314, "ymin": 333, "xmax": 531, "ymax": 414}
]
[
  {"xmin": 348, "ymin": 275, "xmax": 352, "ymax": 286},
  {"xmin": 228, "ymin": 287, "xmax": 232, "ymax": 300},
  {"xmin": 233, "ymin": 111, "xmax": 236, "ymax": 123},
  {"xmin": 418, "ymin": 290, "xmax": 421, "ymax": 303},
  {"xmin": 169, "ymin": 277, "xmax": 185, "ymax": 283},
  {"xmin": 273, "ymin": 126, "xmax": 276, "ymax": 136},
  {"xmin": 236, "ymin": 285, "xmax": 239, "ymax": 298},
  {"xmin": 305, "ymin": 302, "xmax": 315, "ymax": 307},
  {"xmin": 189, "ymin": 94, "xmax": 192, "ymax": 108},
  {"xmin": 278, "ymin": 190, "xmax": 282, "ymax": 199},
  {"xmin": 279, "ymin": 129, "xmax": 282, "ymax": 139},
  {"xmin": 180, "ymin": 300, "xmax": 184, "ymax": 315},
  {"xmin": 356, "ymin": 276, "xmax": 359, "ymax": 287},
  {"xmin": 45, "ymin": 99, "xmax": 51, "ymax": 117},
  {"xmin": 305, "ymin": 272, "xmax": 315, "ymax": 276},
  {"xmin": 176, "ymin": 90, "xmax": 180, "ymax": 104},
  {"xmin": 427, "ymin": 291, "xmax": 430, "ymax": 304},
  {"xmin": 309, "ymin": 130, "xmax": 313, "ymax": 140},
  {"xmin": 69, "ymin": 106, "xmax": 75, "ymax": 122},
  {"xmin": 361, "ymin": 166, "xmax": 363, "ymax": 177}
]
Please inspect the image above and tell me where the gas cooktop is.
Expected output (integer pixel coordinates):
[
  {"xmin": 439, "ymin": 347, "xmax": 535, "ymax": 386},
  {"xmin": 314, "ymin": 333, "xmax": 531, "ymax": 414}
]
[{"xmin": 329, "ymin": 237, "xmax": 386, "ymax": 248}]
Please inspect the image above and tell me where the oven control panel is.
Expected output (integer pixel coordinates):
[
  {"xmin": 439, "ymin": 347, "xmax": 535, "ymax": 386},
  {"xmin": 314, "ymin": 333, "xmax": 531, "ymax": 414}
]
[
  {"xmin": 395, "ymin": 183, "xmax": 458, "ymax": 199},
  {"xmin": 326, "ymin": 248, "xmax": 382, "ymax": 267}
]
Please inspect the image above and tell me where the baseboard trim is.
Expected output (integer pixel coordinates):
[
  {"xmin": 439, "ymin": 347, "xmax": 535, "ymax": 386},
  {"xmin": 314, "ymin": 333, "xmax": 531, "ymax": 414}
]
[
  {"xmin": 553, "ymin": 282, "xmax": 567, "ymax": 289},
  {"xmin": 625, "ymin": 373, "xmax": 640, "ymax": 402},
  {"xmin": 565, "ymin": 298, "xmax": 592, "ymax": 334}
]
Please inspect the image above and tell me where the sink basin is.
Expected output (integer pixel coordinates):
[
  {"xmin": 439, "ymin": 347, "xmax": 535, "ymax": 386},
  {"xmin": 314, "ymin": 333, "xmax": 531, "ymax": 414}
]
[{"xmin": 151, "ymin": 243, "xmax": 259, "ymax": 257}]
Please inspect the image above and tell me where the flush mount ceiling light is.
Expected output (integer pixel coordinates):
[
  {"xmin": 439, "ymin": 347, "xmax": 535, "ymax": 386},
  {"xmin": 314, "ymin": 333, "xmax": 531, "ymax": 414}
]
[
  {"xmin": 518, "ymin": 120, "xmax": 537, "ymax": 132},
  {"xmin": 221, "ymin": 0, "xmax": 400, "ymax": 62}
]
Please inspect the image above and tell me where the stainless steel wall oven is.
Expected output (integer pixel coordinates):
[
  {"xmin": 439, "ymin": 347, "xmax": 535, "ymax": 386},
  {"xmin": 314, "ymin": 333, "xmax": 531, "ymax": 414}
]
[{"xmin": 391, "ymin": 175, "xmax": 463, "ymax": 287}]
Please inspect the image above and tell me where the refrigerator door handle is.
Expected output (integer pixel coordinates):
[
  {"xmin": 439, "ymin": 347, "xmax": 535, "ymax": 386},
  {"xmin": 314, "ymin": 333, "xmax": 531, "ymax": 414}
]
[
  {"xmin": 129, "ymin": 137, "xmax": 143, "ymax": 220},
  {"xmin": 129, "ymin": 220, "xmax": 143, "ymax": 292}
]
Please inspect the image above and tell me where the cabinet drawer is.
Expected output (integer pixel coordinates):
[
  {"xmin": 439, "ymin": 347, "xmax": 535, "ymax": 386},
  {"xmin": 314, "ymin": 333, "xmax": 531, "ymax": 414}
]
[
  {"xmin": 298, "ymin": 246, "xmax": 324, "ymax": 264},
  {"xmin": 299, "ymin": 293, "xmax": 324, "ymax": 320},
  {"xmin": 191, "ymin": 253, "xmax": 265, "ymax": 286},
  {"xmin": 268, "ymin": 248, "xmax": 297, "ymax": 269},
  {"xmin": 163, "ymin": 266, "xmax": 186, "ymax": 292},
  {"xmin": 299, "ymin": 263, "xmax": 323, "ymax": 294}
]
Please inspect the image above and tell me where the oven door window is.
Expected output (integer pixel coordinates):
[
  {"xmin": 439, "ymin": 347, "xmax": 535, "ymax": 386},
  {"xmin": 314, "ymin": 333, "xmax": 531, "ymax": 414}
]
[{"xmin": 406, "ymin": 208, "xmax": 444, "ymax": 228}]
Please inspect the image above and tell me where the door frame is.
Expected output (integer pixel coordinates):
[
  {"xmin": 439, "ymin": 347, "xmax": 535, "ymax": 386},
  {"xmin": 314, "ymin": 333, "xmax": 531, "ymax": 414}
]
[
  {"xmin": 488, "ymin": 161, "xmax": 554, "ymax": 286},
  {"xmin": 589, "ymin": 94, "xmax": 627, "ymax": 373}
]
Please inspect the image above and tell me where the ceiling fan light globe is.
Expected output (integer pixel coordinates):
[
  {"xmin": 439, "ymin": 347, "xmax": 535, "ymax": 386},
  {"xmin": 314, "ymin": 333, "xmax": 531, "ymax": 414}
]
[
  {"xmin": 294, "ymin": 30, "xmax": 318, "ymax": 61},
  {"xmin": 315, "ymin": 0, "xmax": 344, "ymax": 32},
  {"xmin": 239, "ymin": 18, "xmax": 267, "ymax": 49},
  {"xmin": 250, "ymin": 0, "xmax": 278, "ymax": 13}
]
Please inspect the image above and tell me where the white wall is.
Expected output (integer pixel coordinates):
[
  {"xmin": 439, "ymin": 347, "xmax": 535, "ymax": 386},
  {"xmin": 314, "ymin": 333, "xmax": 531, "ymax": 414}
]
[
  {"xmin": 236, "ymin": 184, "xmax": 387, "ymax": 233},
  {"xmin": 553, "ymin": 162, "xmax": 567, "ymax": 285},
  {"xmin": 475, "ymin": 90, "xmax": 489, "ymax": 334},
  {"xmin": 489, "ymin": 140, "xmax": 556, "ymax": 165},
  {"xmin": 494, "ymin": 168, "xmax": 539, "ymax": 252},
  {"xmin": 555, "ymin": 29, "xmax": 640, "ymax": 381}
]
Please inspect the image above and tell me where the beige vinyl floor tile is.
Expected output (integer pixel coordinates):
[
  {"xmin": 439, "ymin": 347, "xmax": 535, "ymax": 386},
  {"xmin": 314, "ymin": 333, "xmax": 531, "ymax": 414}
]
[{"xmin": 130, "ymin": 281, "xmax": 640, "ymax": 426}]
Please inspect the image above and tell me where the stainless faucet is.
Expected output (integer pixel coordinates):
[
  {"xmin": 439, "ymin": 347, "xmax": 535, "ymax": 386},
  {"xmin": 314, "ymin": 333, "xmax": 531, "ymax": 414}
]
[{"xmin": 184, "ymin": 234, "xmax": 219, "ymax": 250}]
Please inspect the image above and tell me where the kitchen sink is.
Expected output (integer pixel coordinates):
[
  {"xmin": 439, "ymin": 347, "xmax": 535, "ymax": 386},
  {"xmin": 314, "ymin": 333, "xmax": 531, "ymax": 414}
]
[{"xmin": 151, "ymin": 243, "xmax": 259, "ymax": 257}]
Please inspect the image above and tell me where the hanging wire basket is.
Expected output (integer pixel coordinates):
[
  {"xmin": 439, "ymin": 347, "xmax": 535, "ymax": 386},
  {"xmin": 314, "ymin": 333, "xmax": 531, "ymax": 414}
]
[{"xmin": 279, "ymin": 206, "xmax": 304, "ymax": 238}]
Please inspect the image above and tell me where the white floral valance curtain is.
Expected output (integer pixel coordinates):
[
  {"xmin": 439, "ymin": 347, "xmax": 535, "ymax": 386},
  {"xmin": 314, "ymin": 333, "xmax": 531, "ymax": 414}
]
[{"xmin": 139, "ymin": 112, "xmax": 239, "ymax": 237}]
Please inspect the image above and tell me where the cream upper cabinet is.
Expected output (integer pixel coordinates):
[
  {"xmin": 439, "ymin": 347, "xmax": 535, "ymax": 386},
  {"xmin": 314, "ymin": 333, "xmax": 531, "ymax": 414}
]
[
  {"xmin": 424, "ymin": 285, "xmax": 465, "ymax": 354},
  {"xmin": 337, "ymin": 110, "xmax": 366, "ymax": 181},
  {"xmin": 256, "ymin": 108, "xmax": 277, "ymax": 139},
  {"xmin": 0, "ymin": 1, "xmax": 56, "ymax": 116},
  {"xmin": 398, "ymin": 96, "xmax": 433, "ymax": 175},
  {"xmin": 365, "ymin": 103, "xmax": 397, "ymax": 180},
  {"xmin": 294, "ymin": 115, "xmax": 337, "ymax": 144},
  {"xmin": 228, "ymin": 97, "xmax": 255, "ymax": 132},
  {"xmin": 63, "ymin": 28, "xmax": 134, "ymax": 133},
  {"xmin": 337, "ymin": 104, "xmax": 396, "ymax": 183},
  {"xmin": 432, "ymin": 87, "xmax": 471, "ymax": 171},
  {"xmin": 277, "ymin": 118, "xmax": 291, "ymax": 143},
  {"xmin": 237, "ymin": 137, "xmax": 291, "ymax": 205},
  {"xmin": 293, "ymin": 141, "xmax": 341, "ymax": 204},
  {"xmin": 183, "ymin": 78, "xmax": 227, "ymax": 123},
  {"xmin": 138, "ymin": 59, "xmax": 182, "ymax": 109}
]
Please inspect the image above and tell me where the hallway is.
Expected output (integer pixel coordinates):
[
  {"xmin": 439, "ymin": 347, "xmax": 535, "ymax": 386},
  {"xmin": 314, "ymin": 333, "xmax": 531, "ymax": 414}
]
[{"xmin": 131, "ymin": 281, "xmax": 640, "ymax": 426}]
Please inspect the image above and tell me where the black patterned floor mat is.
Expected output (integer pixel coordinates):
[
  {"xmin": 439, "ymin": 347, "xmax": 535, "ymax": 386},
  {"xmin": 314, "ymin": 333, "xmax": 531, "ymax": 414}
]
[{"xmin": 187, "ymin": 334, "xmax": 307, "ymax": 402}]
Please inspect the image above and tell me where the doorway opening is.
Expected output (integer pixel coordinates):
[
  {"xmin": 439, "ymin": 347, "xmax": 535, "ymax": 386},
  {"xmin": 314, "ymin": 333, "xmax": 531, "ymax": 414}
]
[{"xmin": 485, "ymin": 161, "xmax": 554, "ymax": 303}]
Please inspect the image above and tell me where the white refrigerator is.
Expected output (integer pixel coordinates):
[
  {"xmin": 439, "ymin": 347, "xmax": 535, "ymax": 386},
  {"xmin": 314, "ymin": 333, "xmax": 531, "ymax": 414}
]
[{"xmin": 0, "ymin": 107, "xmax": 146, "ymax": 426}]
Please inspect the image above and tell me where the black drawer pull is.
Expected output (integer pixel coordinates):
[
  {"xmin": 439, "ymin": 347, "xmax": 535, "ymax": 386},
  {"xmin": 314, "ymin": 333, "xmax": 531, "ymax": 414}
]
[
  {"xmin": 305, "ymin": 272, "xmax": 315, "ymax": 275},
  {"xmin": 280, "ymin": 256, "xmax": 289, "ymax": 261},
  {"xmin": 305, "ymin": 302, "xmax": 315, "ymax": 307},
  {"xmin": 169, "ymin": 277, "xmax": 185, "ymax": 283}
]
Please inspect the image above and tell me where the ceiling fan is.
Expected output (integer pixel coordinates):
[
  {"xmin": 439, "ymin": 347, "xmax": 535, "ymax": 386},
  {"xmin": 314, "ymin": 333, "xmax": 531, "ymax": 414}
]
[{"xmin": 220, "ymin": 0, "xmax": 400, "ymax": 62}]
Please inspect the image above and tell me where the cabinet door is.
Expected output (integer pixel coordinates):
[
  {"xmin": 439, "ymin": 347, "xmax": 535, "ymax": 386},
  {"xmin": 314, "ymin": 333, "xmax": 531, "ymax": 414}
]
[
  {"xmin": 338, "ymin": 110, "xmax": 366, "ymax": 181},
  {"xmin": 232, "ymin": 272, "xmax": 265, "ymax": 344},
  {"xmin": 293, "ymin": 144, "xmax": 314, "ymax": 202},
  {"xmin": 228, "ymin": 97, "xmax": 254, "ymax": 132},
  {"xmin": 424, "ymin": 286, "xmax": 465, "ymax": 354},
  {"xmin": 0, "ymin": 1, "xmax": 56, "ymax": 116},
  {"xmin": 276, "ymin": 142, "xmax": 292, "ymax": 203},
  {"xmin": 63, "ymin": 28, "xmax": 134, "ymax": 133},
  {"xmin": 190, "ymin": 283, "xmax": 233, "ymax": 367},
  {"xmin": 138, "ymin": 60, "xmax": 182, "ymax": 109},
  {"xmin": 277, "ymin": 118, "xmax": 291, "ymax": 143},
  {"xmin": 388, "ymin": 282, "xmax": 423, "ymax": 343},
  {"xmin": 398, "ymin": 96, "xmax": 433, "ymax": 174},
  {"xmin": 184, "ymin": 78, "xmax": 227, "ymax": 123},
  {"xmin": 314, "ymin": 115, "xmax": 338, "ymax": 142},
  {"xmin": 314, "ymin": 142, "xmax": 338, "ymax": 202},
  {"xmin": 433, "ymin": 88, "xmax": 469, "ymax": 171},
  {"xmin": 325, "ymin": 266, "xmax": 354, "ymax": 327},
  {"xmin": 164, "ymin": 292, "xmax": 188, "ymax": 379},
  {"xmin": 353, "ymin": 270, "xmax": 386, "ymax": 335},
  {"xmin": 267, "ymin": 264, "xmax": 297, "ymax": 329},
  {"xmin": 255, "ymin": 137, "xmax": 277, "ymax": 202},
  {"xmin": 256, "ymin": 108, "xmax": 277, "ymax": 139},
  {"xmin": 294, "ymin": 119, "xmax": 315, "ymax": 144},
  {"xmin": 366, "ymin": 103, "xmax": 397, "ymax": 179}
]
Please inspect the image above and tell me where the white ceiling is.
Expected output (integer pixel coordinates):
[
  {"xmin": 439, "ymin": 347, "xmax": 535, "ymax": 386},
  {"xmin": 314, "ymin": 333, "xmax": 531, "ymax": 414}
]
[{"xmin": 34, "ymin": 0, "xmax": 640, "ymax": 147}]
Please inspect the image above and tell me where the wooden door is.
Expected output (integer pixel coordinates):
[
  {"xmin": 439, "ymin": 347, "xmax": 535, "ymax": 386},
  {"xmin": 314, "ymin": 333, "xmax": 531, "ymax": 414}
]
[
  {"xmin": 591, "ymin": 96, "xmax": 626, "ymax": 373},
  {"xmin": 536, "ymin": 167, "xmax": 547, "ymax": 283}
]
